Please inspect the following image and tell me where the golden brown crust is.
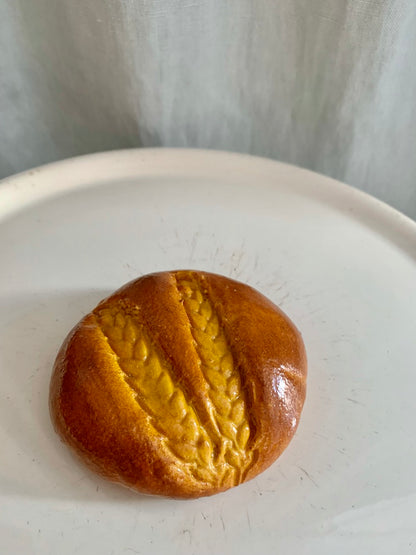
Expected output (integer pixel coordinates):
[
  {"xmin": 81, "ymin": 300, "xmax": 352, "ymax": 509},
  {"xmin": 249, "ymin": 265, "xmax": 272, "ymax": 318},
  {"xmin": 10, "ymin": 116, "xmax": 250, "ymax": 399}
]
[{"xmin": 49, "ymin": 270, "xmax": 307, "ymax": 498}]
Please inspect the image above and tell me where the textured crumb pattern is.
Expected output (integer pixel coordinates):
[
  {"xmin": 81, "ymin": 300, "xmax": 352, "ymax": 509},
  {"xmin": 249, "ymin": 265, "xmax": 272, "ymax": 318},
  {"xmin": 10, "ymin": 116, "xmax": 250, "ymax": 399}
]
[
  {"xmin": 95, "ymin": 306, "xmax": 217, "ymax": 484},
  {"xmin": 175, "ymin": 273, "xmax": 253, "ymax": 483},
  {"xmin": 94, "ymin": 272, "xmax": 253, "ymax": 488}
]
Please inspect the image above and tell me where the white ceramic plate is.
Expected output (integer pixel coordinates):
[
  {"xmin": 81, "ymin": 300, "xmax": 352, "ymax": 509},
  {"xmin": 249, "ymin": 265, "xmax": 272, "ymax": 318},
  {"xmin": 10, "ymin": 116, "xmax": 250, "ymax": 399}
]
[{"xmin": 1, "ymin": 149, "xmax": 415, "ymax": 555}]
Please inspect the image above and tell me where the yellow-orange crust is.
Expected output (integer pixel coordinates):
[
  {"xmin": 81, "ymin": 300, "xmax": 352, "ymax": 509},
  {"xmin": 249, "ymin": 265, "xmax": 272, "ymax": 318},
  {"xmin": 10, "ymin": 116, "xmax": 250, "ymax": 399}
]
[{"xmin": 49, "ymin": 270, "xmax": 307, "ymax": 498}]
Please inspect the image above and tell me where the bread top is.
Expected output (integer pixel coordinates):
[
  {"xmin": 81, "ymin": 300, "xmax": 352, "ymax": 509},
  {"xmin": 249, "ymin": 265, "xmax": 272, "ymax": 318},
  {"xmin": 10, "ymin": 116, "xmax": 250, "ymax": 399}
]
[{"xmin": 50, "ymin": 270, "xmax": 307, "ymax": 498}]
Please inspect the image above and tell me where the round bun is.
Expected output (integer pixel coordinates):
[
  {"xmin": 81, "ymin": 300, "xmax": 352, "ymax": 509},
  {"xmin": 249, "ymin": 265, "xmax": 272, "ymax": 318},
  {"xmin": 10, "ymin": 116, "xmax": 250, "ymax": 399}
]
[{"xmin": 50, "ymin": 270, "xmax": 307, "ymax": 498}]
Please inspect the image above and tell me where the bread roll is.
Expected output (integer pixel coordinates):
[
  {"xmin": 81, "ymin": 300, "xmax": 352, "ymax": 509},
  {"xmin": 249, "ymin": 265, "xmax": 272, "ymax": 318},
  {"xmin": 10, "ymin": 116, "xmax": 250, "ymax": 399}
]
[{"xmin": 50, "ymin": 270, "xmax": 307, "ymax": 498}]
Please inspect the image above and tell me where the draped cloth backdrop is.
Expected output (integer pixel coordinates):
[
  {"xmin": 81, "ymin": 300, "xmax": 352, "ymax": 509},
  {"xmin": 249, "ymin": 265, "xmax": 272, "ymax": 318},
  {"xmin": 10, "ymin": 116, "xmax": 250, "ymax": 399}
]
[{"xmin": 1, "ymin": 1, "xmax": 415, "ymax": 219}]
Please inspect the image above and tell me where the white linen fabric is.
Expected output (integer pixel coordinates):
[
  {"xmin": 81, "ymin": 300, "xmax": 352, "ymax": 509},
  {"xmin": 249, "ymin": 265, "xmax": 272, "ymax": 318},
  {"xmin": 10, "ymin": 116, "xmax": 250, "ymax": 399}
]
[{"xmin": 1, "ymin": 1, "xmax": 415, "ymax": 218}]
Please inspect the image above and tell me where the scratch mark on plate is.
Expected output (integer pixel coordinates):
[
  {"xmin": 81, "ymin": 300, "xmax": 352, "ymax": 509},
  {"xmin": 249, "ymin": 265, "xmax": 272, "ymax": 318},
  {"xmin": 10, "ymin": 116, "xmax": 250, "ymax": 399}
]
[
  {"xmin": 297, "ymin": 466, "xmax": 319, "ymax": 488},
  {"xmin": 347, "ymin": 397, "xmax": 364, "ymax": 406},
  {"xmin": 246, "ymin": 510, "xmax": 252, "ymax": 531}
]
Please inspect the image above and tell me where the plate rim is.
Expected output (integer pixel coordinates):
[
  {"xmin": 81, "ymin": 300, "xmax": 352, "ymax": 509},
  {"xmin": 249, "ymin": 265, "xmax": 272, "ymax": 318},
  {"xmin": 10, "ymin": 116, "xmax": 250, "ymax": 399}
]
[{"xmin": 1, "ymin": 147, "xmax": 415, "ymax": 249}]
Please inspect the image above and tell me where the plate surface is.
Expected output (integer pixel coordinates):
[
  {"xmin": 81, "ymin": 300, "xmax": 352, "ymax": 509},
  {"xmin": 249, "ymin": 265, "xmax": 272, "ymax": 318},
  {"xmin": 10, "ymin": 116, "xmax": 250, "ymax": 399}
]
[{"xmin": 1, "ymin": 149, "xmax": 415, "ymax": 554}]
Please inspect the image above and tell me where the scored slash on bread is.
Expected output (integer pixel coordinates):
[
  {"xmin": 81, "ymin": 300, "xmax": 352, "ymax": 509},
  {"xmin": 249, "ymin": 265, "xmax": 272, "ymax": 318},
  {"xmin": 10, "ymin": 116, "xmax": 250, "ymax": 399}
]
[{"xmin": 50, "ymin": 270, "xmax": 307, "ymax": 498}]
